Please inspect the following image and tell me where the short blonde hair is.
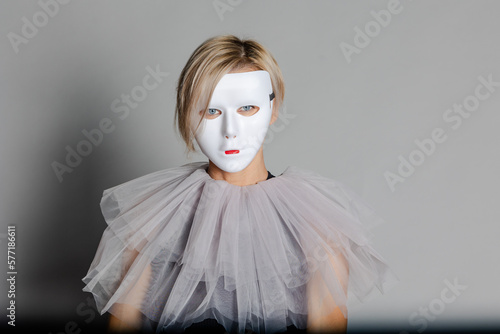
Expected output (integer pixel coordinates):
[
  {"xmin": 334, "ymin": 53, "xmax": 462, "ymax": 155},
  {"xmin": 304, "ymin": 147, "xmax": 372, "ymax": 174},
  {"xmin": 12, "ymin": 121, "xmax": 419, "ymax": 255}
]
[{"xmin": 174, "ymin": 35, "xmax": 285, "ymax": 154}]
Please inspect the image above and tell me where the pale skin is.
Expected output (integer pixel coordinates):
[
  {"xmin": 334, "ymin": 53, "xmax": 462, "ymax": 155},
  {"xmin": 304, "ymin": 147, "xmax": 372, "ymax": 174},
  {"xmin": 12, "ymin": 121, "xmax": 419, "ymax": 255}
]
[
  {"xmin": 306, "ymin": 247, "xmax": 349, "ymax": 333},
  {"xmin": 108, "ymin": 67, "xmax": 348, "ymax": 332},
  {"xmin": 107, "ymin": 250, "xmax": 151, "ymax": 333}
]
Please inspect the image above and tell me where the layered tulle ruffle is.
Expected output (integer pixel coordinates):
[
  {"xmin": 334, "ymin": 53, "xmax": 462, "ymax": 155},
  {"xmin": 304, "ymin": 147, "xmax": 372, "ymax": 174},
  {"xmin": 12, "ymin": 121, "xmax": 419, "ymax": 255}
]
[{"xmin": 82, "ymin": 161, "xmax": 398, "ymax": 333}]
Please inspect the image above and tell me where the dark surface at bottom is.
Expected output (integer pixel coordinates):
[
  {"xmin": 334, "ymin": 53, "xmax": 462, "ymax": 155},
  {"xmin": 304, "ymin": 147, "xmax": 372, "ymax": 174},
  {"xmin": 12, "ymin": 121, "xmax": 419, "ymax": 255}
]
[
  {"xmin": 183, "ymin": 317, "xmax": 307, "ymax": 333},
  {"xmin": 2, "ymin": 319, "xmax": 500, "ymax": 334}
]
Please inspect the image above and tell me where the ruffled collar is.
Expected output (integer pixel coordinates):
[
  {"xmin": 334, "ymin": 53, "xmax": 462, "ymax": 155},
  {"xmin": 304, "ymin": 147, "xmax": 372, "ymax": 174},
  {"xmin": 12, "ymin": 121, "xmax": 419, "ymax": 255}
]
[{"xmin": 83, "ymin": 160, "xmax": 398, "ymax": 334}]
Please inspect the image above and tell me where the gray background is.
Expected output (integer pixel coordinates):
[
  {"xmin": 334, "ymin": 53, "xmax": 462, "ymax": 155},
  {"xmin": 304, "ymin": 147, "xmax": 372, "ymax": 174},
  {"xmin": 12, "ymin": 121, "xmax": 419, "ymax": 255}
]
[{"xmin": 1, "ymin": 0, "xmax": 499, "ymax": 332}]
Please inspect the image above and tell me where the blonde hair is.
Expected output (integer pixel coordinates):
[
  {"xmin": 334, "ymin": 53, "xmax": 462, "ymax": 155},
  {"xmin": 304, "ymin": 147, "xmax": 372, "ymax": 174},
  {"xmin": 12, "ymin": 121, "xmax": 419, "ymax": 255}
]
[{"xmin": 174, "ymin": 35, "xmax": 285, "ymax": 155}]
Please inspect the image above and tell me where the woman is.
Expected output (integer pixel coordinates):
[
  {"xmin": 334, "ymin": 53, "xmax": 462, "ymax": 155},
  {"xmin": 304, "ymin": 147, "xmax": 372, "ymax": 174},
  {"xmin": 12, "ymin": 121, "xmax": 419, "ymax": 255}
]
[{"xmin": 82, "ymin": 35, "xmax": 397, "ymax": 334}]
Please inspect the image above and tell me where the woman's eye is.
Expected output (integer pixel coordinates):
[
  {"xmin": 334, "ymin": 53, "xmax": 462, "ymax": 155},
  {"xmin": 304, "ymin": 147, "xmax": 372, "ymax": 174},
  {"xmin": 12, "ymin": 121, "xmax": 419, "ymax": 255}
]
[
  {"xmin": 238, "ymin": 105, "xmax": 260, "ymax": 116},
  {"xmin": 203, "ymin": 108, "xmax": 221, "ymax": 118}
]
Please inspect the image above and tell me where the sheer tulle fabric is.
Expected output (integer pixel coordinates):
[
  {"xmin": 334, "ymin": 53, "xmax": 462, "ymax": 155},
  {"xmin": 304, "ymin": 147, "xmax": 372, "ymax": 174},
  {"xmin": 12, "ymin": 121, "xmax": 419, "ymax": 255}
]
[{"xmin": 82, "ymin": 162, "xmax": 398, "ymax": 333}]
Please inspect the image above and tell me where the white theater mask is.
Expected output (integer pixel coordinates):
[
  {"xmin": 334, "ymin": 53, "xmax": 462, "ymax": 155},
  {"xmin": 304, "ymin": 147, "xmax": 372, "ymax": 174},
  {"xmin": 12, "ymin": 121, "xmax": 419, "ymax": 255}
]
[{"xmin": 191, "ymin": 70, "xmax": 275, "ymax": 173}]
